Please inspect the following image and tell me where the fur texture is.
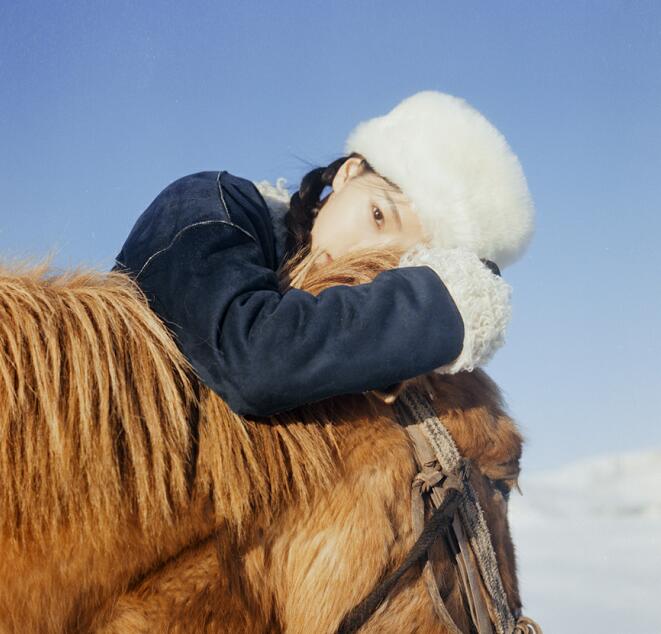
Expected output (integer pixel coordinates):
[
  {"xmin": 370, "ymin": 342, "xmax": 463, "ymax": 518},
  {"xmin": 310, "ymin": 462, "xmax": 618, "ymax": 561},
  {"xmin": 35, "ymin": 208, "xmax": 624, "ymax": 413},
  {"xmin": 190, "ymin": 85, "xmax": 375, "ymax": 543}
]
[
  {"xmin": 344, "ymin": 91, "xmax": 535, "ymax": 269},
  {"xmin": 0, "ymin": 248, "xmax": 526, "ymax": 633},
  {"xmin": 252, "ymin": 177, "xmax": 291, "ymax": 264},
  {"xmin": 399, "ymin": 243, "xmax": 513, "ymax": 374}
]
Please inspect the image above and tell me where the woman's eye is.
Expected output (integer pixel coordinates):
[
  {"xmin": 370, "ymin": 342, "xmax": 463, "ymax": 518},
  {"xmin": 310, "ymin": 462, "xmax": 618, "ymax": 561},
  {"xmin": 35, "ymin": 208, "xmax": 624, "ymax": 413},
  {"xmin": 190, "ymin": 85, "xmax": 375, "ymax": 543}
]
[{"xmin": 372, "ymin": 206, "xmax": 385, "ymax": 228}]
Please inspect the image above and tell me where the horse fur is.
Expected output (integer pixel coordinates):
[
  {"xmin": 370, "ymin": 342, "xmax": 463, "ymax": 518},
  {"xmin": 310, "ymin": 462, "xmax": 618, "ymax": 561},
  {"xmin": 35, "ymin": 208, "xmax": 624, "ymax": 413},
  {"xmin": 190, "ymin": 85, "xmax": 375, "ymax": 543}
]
[{"xmin": 0, "ymin": 248, "xmax": 525, "ymax": 633}]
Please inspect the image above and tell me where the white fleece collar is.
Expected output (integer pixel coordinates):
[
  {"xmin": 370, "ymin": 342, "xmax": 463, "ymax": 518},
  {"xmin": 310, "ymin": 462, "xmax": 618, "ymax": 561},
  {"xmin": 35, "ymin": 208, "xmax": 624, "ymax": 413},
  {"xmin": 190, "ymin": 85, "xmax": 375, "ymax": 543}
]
[{"xmin": 252, "ymin": 178, "xmax": 291, "ymax": 265}]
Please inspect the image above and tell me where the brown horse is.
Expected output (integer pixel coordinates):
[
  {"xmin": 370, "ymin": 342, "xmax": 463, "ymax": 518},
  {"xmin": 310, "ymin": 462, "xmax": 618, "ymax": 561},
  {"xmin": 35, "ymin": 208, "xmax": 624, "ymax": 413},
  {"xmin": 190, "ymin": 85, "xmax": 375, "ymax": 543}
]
[{"xmin": 0, "ymin": 248, "xmax": 527, "ymax": 633}]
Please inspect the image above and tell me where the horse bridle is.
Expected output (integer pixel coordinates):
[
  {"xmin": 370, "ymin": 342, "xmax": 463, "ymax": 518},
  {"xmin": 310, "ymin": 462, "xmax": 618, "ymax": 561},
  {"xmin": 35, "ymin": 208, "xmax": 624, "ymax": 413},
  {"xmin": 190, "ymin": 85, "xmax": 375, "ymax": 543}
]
[{"xmin": 336, "ymin": 385, "xmax": 542, "ymax": 634}]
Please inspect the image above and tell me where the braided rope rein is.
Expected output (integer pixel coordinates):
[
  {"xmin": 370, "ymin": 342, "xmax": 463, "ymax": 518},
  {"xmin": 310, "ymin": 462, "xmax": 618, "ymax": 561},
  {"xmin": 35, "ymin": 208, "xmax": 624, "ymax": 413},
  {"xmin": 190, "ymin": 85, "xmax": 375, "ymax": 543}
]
[
  {"xmin": 335, "ymin": 385, "xmax": 542, "ymax": 634},
  {"xmin": 396, "ymin": 386, "xmax": 542, "ymax": 634}
]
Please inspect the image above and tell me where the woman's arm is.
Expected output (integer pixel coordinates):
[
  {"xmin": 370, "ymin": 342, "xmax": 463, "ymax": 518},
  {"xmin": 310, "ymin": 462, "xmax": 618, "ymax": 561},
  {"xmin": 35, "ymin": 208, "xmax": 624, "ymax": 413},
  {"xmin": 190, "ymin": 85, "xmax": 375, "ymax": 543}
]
[
  {"xmin": 128, "ymin": 219, "xmax": 468, "ymax": 417},
  {"xmin": 116, "ymin": 171, "xmax": 510, "ymax": 418}
]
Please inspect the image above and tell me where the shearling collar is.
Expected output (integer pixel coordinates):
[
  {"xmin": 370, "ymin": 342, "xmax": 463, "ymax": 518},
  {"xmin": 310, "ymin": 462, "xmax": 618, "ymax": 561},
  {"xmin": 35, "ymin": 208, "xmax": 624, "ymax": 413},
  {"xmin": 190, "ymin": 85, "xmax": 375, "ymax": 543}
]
[{"xmin": 252, "ymin": 178, "xmax": 291, "ymax": 265}]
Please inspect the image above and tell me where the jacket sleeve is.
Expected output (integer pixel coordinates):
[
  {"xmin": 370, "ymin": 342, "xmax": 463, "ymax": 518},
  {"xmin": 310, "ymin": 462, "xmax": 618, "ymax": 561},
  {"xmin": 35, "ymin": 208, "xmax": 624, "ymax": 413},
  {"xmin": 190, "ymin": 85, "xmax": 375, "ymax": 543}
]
[{"xmin": 128, "ymin": 220, "xmax": 465, "ymax": 417}]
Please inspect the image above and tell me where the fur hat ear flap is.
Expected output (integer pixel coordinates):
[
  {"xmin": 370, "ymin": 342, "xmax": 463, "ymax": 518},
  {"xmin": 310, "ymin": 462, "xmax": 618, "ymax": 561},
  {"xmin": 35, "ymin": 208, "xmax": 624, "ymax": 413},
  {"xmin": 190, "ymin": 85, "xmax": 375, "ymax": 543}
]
[{"xmin": 344, "ymin": 91, "xmax": 535, "ymax": 270}]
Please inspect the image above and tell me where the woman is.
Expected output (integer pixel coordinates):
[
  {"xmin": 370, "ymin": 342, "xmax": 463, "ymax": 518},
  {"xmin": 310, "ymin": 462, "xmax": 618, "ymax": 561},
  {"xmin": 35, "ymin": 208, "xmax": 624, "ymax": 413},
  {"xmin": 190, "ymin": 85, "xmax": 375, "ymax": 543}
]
[{"xmin": 113, "ymin": 91, "xmax": 534, "ymax": 417}]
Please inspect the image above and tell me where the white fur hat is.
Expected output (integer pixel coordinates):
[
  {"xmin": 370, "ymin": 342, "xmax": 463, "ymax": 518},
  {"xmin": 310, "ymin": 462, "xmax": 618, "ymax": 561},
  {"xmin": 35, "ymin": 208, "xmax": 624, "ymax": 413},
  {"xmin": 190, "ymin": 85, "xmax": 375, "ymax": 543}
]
[{"xmin": 343, "ymin": 90, "xmax": 535, "ymax": 269}]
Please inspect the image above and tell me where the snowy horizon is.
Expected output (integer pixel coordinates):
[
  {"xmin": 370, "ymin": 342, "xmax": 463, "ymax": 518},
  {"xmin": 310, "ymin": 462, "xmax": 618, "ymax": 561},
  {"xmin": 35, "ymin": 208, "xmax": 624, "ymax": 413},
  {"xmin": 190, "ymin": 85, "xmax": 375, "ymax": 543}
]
[{"xmin": 509, "ymin": 447, "xmax": 661, "ymax": 632}]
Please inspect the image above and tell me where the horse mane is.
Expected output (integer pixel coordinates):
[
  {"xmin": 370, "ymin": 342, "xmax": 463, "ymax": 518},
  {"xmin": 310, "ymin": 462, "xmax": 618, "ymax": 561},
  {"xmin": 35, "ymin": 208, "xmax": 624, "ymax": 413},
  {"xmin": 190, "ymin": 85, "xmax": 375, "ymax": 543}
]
[
  {"xmin": 0, "ymin": 248, "xmax": 522, "ymax": 547},
  {"xmin": 0, "ymin": 261, "xmax": 192, "ymax": 542},
  {"xmin": 0, "ymin": 253, "xmax": 382, "ymax": 546}
]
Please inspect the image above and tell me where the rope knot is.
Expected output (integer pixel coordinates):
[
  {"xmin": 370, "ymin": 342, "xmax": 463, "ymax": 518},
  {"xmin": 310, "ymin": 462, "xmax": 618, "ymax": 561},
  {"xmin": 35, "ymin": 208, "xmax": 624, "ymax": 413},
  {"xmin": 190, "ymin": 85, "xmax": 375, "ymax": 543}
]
[
  {"xmin": 413, "ymin": 468, "xmax": 445, "ymax": 494},
  {"xmin": 413, "ymin": 459, "xmax": 468, "ymax": 497}
]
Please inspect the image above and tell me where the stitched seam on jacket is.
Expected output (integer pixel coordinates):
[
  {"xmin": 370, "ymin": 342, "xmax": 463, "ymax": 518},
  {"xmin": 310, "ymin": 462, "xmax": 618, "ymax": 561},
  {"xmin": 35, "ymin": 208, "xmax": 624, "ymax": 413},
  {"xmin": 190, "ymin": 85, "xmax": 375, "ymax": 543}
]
[
  {"xmin": 217, "ymin": 170, "xmax": 232, "ymax": 222},
  {"xmin": 134, "ymin": 219, "xmax": 257, "ymax": 281}
]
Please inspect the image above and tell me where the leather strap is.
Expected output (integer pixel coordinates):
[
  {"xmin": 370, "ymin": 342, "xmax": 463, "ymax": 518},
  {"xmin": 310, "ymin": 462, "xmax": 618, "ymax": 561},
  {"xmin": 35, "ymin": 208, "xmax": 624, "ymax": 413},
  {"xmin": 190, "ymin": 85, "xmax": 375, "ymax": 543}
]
[
  {"xmin": 408, "ymin": 421, "xmax": 494, "ymax": 634},
  {"xmin": 452, "ymin": 514, "xmax": 495, "ymax": 633},
  {"xmin": 409, "ymin": 440, "xmax": 464, "ymax": 634},
  {"xmin": 335, "ymin": 386, "xmax": 543, "ymax": 634},
  {"xmin": 397, "ymin": 388, "xmax": 543, "ymax": 634}
]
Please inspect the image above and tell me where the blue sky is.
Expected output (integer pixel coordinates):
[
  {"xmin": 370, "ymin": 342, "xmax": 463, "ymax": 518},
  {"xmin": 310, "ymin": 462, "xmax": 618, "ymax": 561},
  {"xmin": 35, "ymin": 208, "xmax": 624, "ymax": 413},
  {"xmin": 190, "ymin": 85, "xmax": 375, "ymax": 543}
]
[{"xmin": 1, "ymin": 1, "xmax": 659, "ymax": 471}]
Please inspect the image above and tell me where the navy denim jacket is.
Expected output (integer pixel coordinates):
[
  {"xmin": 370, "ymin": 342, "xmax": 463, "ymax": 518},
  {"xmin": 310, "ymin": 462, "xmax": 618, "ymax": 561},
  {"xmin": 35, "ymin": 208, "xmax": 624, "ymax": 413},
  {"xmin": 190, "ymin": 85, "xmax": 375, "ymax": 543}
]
[{"xmin": 113, "ymin": 170, "xmax": 465, "ymax": 417}]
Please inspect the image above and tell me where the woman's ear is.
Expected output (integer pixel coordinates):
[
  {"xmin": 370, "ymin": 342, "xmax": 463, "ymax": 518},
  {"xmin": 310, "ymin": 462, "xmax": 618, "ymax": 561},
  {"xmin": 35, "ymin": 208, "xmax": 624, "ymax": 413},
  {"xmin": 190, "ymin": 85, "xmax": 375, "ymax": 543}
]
[{"xmin": 331, "ymin": 156, "xmax": 364, "ymax": 193}]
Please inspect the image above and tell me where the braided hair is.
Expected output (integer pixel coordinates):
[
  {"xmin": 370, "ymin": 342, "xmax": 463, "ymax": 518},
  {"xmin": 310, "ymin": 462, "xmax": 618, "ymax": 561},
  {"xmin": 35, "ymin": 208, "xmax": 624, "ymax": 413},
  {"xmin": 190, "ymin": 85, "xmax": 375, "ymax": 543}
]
[
  {"xmin": 284, "ymin": 153, "xmax": 375, "ymax": 260},
  {"xmin": 283, "ymin": 154, "xmax": 502, "ymax": 278}
]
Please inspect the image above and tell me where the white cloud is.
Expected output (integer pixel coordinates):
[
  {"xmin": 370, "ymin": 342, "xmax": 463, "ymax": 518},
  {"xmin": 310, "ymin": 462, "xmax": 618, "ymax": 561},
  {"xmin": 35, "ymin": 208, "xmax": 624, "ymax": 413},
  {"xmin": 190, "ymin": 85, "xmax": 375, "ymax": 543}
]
[{"xmin": 509, "ymin": 449, "xmax": 661, "ymax": 633}]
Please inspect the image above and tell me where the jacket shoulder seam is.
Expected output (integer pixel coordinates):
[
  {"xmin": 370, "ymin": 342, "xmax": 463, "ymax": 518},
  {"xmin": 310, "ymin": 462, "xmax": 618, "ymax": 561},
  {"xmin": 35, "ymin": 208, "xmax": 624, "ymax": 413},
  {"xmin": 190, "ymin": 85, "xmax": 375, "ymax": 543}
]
[
  {"xmin": 216, "ymin": 170, "xmax": 233, "ymax": 222},
  {"xmin": 134, "ymin": 219, "xmax": 257, "ymax": 281}
]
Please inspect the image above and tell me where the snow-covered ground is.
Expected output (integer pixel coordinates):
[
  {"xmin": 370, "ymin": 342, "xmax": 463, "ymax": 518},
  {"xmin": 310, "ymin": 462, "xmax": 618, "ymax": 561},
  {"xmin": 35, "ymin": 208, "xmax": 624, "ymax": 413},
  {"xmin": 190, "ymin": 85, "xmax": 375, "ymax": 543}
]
[{"xmin": 508, "ymin": 448, "xmax": 661, "ymax": 633}]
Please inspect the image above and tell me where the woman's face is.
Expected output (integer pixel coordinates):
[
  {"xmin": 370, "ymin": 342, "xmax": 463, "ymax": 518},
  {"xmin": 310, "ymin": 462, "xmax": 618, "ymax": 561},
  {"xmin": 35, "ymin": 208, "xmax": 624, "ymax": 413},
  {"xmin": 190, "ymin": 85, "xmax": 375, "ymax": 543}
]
[{"xmin": 309, "ymin": 157, "xmax": 429, "ymax": 266}]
